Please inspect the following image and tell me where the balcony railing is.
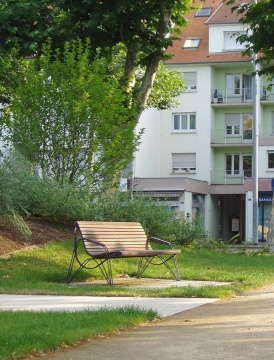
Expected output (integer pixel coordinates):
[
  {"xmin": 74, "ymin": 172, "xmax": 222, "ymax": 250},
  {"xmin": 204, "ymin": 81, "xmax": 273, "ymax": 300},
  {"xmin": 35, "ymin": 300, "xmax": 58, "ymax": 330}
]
[
  {"xmin": 212, "ymin": 87, "xmax": 274, "ymax": 104},
  {"xmin": 211, "ymin": 129, "xmax": 252, "ymax": 144},
  {"xmin": 211, "ymin": 170, "xmax": 252, "ymax": 185}
]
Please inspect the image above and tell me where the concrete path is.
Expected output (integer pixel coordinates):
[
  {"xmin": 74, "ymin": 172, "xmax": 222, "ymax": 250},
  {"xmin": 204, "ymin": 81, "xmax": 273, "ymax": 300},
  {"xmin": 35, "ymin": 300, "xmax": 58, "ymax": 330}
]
[
  {"xmin": 31, "ymin": 284, "xmax": 274, "ymax": 360},
  {"xmin": 0, "ymin": 294, "xmax": 218, "ymax": 318}
]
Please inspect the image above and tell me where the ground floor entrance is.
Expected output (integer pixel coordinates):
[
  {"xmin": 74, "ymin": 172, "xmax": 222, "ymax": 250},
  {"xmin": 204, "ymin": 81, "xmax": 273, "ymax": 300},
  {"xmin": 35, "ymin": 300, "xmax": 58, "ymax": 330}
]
[{"xmin": 211, "ymin": 191, "xmax": 273, "ymax": 243}]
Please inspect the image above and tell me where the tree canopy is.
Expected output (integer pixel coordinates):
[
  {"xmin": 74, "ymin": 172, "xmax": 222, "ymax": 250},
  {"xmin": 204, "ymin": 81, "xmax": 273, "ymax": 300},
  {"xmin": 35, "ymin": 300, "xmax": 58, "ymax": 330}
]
[
  {"xmin": 228, "ymin": 0, "xmax": 274, "ymax": 77},
  {"xmin": 0, "ymin": 1, "xmax": 192, "ymax": 188},
  {"xmin": 0, "ymin": 40, "xmax": 186, "ymax": 188},
  {"xmin": 0, "ymin": 0, "xmax": 194, "ymax": 112},
  {"xmin": 1, "ymin": 41, "xmax": 140, "ymax": 188}
]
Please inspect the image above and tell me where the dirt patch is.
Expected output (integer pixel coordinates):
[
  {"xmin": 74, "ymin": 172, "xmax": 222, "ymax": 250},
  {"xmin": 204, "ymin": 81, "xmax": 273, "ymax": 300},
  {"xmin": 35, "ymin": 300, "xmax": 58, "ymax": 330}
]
[{"xmin": 0, "ymin": 217, "xmax": 72, "ymax": 256}]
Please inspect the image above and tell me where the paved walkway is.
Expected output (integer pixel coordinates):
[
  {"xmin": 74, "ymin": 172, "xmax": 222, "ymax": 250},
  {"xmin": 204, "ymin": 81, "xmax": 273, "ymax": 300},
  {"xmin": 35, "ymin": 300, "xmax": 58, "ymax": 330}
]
[
  {"xmin": 0, "ymin": 294, "xmax": 218, "ymax": 317},
  {"xmin": 2, "ymin": 281, "xmax": 274, "ymax": 359},
  {"xmin": 0, "ymin": 279, "xmax": 226, "ymax": 317},
  {"xmin": 40, "ymin": 284, "xmax": 274, "ymax": 359}
]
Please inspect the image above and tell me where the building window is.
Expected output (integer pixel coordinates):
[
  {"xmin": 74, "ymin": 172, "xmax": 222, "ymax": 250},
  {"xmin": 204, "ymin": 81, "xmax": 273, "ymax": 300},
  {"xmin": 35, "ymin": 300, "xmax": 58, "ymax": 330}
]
[
  {"xmin": 226, "ymin": 154, "xmax": 252, "ymax": 176},
  {"xmin": 225, "ymin": 113, "xmax": 252, "ymax": 139},
  {"xmin": 243, "ymin": 155, "xmax": 252, "ymax": 178},
  {"xmin": 173, "ymin": 113, "xmax": 196, "ymax": 131},
  {"xmin": 172, "ymin": 153, "xmax": 196, "ymax": 172},
  {"xmin": 226, "ymin": 74, "xmax": 241, "ymax": 96},
  {"xmin": 226, "ymin": 74, "xmax": 253, "ymax": 100},
  {"xmin": 183, "ymin": 38, "xmax": 200, "ymax": 49},
  {"xmin": 224, "ymin": 31, "xmax": 245, "ymax": 51},
  {"xmin": 183, "ymin": 72, "xmax": 197, "ymax": 91},
  {"xmin": 268, "ymin": 152, "xmax": 274, "ymax": 169},
  {"xmin": 226, "ymin": 114, "xmax": 240, "ymax": 135},
  {"xmin": 195, "ymin": 7, "xmax": 212, "ymax": 17},
  {"xmin": 226, "ymin": 154, "xmax": 240, "ymax": 175}
]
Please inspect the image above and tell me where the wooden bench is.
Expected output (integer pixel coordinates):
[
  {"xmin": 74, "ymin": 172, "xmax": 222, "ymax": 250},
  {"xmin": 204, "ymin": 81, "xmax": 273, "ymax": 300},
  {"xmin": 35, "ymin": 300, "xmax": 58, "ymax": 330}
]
[{"xmin": 67, "ymin": 221, "xmax": 181, "ymax": 286}]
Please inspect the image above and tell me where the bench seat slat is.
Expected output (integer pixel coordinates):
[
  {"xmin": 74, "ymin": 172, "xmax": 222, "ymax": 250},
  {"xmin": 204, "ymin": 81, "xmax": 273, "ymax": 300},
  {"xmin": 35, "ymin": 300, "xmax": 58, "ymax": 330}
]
[{"xmin": 92, "ymin": 249, "xmax": 181, "ymax": 258}]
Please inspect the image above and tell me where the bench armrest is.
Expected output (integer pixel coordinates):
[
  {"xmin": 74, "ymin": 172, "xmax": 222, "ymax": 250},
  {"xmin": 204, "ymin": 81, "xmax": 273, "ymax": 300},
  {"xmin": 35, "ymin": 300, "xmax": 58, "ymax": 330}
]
[
  {"xmin": 148, "ymin": 236, "xmax": 175, "ymax": 249},
  {"xmin": 75, "ymin": 237, "xmax": 110, "ymax": 255}
]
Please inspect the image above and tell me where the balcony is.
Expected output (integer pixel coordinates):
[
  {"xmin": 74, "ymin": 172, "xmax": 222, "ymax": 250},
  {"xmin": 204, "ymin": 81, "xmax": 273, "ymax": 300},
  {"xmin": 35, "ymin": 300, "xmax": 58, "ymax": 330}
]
[
  {"xmin": 211, "ymin": 87, "xmax": 274, "ymax": 105},
  {"xmin": 211, "ymin": 169, "xmax": 252, "ymax": 185},
  {"xmin": 211, "ymin": 129, "xmax": 252, "ymax": 145}
]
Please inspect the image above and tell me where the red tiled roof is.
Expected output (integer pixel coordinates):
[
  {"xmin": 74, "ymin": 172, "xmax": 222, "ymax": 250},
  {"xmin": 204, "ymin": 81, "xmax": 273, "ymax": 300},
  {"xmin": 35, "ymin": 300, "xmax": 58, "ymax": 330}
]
[
  {"xmin": 207, "ymin": 0, "xmax": 248, "ymax": 24},
  {"xmin": 166, "ymin": 0, "xmax": 251, "ymax": 64}
]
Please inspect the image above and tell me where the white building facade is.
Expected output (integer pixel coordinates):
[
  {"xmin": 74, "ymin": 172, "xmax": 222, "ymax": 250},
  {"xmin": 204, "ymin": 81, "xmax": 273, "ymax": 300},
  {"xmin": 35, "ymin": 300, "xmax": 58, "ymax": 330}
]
[{"xmin": 132, "ymin": 0, "xmax": 274, "ymax": 242}]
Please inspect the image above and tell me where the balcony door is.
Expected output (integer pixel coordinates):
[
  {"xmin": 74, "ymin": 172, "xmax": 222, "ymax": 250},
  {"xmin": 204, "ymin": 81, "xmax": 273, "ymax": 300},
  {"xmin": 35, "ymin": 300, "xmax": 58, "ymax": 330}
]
[
  {"xmin": 226, "ymin": 74, "xmax": 253, "ymax": 102},
  {"xmin": 243, "ymin": 75, "xmax": 253, "ymax": 102},
  {"xmin": 243, "ymin": 154, "xmax": 252, "ymax": 178}
]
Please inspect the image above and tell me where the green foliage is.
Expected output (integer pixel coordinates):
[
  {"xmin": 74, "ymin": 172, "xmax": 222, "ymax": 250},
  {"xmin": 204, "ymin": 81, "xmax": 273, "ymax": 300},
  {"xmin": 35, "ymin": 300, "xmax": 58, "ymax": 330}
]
[
  {"xmin": 87, "ymin": 191, "xmax": 205, "ymax": 244},
  {"xmin": 0, "ymin": 151, "xmax": 203, "ymax": 244},
  {"xmin": 227, "ymin": 0, "xmax": 274, "ymax": 76},
  {"xmin": 0, "ymin": 0, "xmax": 195, "ymax": 113},
  {"xmin": 0, "ymin": 1, "xmax": 194, "ymax": 57},
  {"xmin": 0, "ymin": 150, "xmax": 92, "ymax": 223},
  {"xmin": 146, "ymin": 63, "xmax": 185, "ymax": 110},
  {"xmin": 0, "ymin": 49, "xmax": 25, "ymax": 106},
  {"xmin": 1, "ymin": 40, "xmax": 139, "ymax": 189},
  {"xmin": 0, "ymin": 0, "xmax": 69, "ymax": 56}
]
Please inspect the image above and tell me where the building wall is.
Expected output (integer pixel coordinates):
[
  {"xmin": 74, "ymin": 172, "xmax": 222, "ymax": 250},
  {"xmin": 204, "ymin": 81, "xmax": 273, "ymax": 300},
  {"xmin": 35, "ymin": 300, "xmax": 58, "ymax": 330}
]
[
  {"xmin": 208, "ymin": 24, "xmax": 246, "ymax": 53},
  {"xmin": 136, "ymin": 65, "xmax": 212, "ymax": 182}
]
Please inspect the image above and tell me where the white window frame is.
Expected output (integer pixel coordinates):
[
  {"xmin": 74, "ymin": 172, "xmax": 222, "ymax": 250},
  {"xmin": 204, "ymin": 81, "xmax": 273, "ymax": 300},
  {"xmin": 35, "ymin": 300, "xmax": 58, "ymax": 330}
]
[
  {"xmin": 225, "ymin": 114, "xmax": 240, "ymax": 136},
  {"xmin": 173, "ymin": 113, "xmax": 196, "ymax": 132},
  {"xmin": 226, "ymin": 153, "xmax": 252, "ymax": 176},
  {"xmin": 224, "ymin": 31, "xmax": 245, "ymax": 51},
  {"xmin": 195, "ymin": 7, "xmax": 212, "ymax": 17},
  {"xmin": 183, "ymin": 38, "xmax": 200, "ymax": 49},
  {"xmin": 225, "ymin": 113, "xmax": 252, "ymax": 139},
  {"xmin": 226, "ymin": 154, "xmax": 240, "ymax": 176},
  {"xmin": 183, "ymin": 72, "xmax": 197, "ymax": 92},
  {"xmin": 172, "ymin": 153, "xmax": 196, "ymax": 173},
  {"xmin": 226, "ymin": 73, "xmax": 241, "ymax": 96}
]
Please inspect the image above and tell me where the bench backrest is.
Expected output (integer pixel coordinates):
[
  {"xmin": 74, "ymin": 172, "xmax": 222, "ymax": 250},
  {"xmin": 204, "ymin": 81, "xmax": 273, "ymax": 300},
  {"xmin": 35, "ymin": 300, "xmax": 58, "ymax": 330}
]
[{"xmin": 75, "ymin": 221, "xmax": 152, "ymax": 255}]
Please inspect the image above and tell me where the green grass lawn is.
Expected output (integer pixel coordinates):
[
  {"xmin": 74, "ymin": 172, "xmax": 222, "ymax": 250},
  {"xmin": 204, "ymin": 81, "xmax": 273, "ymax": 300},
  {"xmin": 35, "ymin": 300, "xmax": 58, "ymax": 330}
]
[
  {"xmin": 0, "ymin": 307, "xmax": 157, "ymax": 360},
  {"xmin": 1, "ymin": 239, "xmax": 274, "ymax": 298},
  {"xmin": 1, "ymin": 239, "xmax": 274, "ymax": 359}
]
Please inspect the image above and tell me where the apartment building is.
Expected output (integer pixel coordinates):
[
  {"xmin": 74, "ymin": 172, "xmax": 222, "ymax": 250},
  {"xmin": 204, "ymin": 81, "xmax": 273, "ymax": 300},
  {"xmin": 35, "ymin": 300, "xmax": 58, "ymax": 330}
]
[{"xmin": 132, "ymin": 0, "xmax": 274, "ymax": 242}]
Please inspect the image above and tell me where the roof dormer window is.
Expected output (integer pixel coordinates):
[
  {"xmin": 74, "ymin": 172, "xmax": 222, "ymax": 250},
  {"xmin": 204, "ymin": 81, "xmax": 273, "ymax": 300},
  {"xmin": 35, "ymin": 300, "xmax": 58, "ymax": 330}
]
[
  {"xmin": 224, "ymin": 31, "xmax": 245, "ymax": 51},
  {"xmin": 183, "ymin": 38, "xmax": 200, "ymax": 49},
  {"xmin": 195, "ymin": 7, "xmax": 212, "ymax": 17}
]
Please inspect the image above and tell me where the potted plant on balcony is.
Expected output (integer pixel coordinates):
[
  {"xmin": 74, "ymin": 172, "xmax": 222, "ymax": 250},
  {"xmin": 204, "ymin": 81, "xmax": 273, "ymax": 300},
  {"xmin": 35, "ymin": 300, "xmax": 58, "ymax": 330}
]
[
  {"xmin": 218, "ymin": 92, "xmax": 223, "ymax": 103},
  {"xmin": 213, "ymin": 89, "xmax": 218, "ymax": 103}
]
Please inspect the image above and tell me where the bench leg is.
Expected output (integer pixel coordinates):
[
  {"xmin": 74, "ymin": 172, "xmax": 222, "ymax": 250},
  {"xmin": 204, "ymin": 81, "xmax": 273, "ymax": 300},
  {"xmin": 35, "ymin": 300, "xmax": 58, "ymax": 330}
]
[
  {"xmin": 67, "ymin": 255, "xmax": 114, "ymax": 286},
  {"xmin": 137, "ymin": 257, "xmax": 149, "ymax": 279},
  {"xmin": 137, "ymin": 255, "xmax": 180, "ymax": 281},
  {"xmin": 98, "ymin": 258, "xmax": 113, "ymax": 286},
  {"xmin": 67, "ymin": 249, "xmax": 77, "ymax": 284}
]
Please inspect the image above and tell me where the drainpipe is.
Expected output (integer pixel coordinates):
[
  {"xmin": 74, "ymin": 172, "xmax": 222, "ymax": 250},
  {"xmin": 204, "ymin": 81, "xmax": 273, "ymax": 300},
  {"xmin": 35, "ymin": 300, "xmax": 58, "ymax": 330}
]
[{"xmin": 252, "ymin": 51, "xmax": 259, "ymax": 244}]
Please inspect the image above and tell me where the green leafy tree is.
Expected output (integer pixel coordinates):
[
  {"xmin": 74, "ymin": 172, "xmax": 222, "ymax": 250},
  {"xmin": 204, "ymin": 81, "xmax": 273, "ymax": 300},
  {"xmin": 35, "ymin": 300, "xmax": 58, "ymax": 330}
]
[
  {"xmin": 0, "ymin": 0, "xmax": 193, "ymax": 112},
  {"xmin": 227, "ymin": 0, "xmax": 274, "ymax": 77},
  {"xmin": 1, "ymin": 40, "xmax": 140, "ymax": 189},
  {"xmin": 1, "ymin": 40, "xmax": 184, "ymax": 188}
]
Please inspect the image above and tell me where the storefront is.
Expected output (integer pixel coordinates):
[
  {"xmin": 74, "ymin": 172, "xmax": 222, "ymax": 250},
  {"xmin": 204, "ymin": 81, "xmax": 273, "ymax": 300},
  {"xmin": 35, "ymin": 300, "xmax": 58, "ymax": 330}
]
[{"xmin": 258, "ymin": 191, "xmax": 272, "ymax": 242}]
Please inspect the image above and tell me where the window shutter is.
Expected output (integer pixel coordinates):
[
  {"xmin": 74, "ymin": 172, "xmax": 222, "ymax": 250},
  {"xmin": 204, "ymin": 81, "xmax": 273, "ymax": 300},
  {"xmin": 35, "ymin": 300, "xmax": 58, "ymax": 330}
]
[
  {"xmin": 172, "ymin": 153, "xmax": 196, "ymax": 170},
  {"xmin": 184, "ymin": 72, "xmax": 197, "ymax": 90},
  {"xmin": 225, "ymin": 113, "xmax": 240, "ymax": 126}
]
